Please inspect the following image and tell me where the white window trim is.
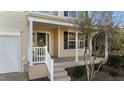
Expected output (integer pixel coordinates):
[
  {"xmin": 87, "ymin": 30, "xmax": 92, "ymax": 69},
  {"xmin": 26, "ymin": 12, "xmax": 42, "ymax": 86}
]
[
  {"xmin": 64, "ymin": 11, "xmax": 79, "ymax": 19},
  {"xmin": 33, "ymin": 31, "xmax": 51, "ymax": 55},
  {"xmin": 65, "ymin": 31, "xmax": 85, "ymax": 50}
]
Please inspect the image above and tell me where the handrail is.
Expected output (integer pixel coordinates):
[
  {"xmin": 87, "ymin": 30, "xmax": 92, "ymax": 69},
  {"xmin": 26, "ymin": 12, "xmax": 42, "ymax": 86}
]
[{"xmin": 45, "ymin": 46, "xmax": 54, "ymax": 81}]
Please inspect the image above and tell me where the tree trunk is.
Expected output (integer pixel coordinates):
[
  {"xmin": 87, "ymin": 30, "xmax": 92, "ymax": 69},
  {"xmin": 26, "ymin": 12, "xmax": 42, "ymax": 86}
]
[{"xmin": 104, "ymin": 30, "xmax": 109, "ymax": 64}]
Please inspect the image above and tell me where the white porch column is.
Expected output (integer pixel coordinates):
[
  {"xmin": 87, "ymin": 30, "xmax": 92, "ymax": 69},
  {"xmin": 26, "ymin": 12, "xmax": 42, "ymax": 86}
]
[
  {"xmin": 58, "ymin": 27, "xmax": 61, "ymax": 57},
  {"xmin": 75, "ymin": 31, "xmax": 78, "ymax": 62},
  {"xmin": 29, "ymin": 21, "xmax": 33, "ymax": 65},
  {"xmin": 105, "ymin": 31, "xmax": 109, "ymax": 63}
]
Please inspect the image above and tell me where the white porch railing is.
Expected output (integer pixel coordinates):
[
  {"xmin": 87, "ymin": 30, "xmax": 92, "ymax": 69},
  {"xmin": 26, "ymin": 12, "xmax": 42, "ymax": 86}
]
[
  {"xmin": 28, "ymin": 46, "xmax": 53, "ymax": 81},
  {"xmin": 32, "ymin": 47, "xmax": 46, "ymax": 63},
  {"xmin": 45, "ymin": 46, "xmax": 54, "ymax": 81}
]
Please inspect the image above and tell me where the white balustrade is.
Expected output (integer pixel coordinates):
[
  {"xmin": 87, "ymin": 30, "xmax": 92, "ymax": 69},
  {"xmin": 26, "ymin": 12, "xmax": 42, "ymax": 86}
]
[
  {"xmin": 28, "ymin": 46, "xmax": 53, "ymax": 81},
  {"xmin": 32, "ymin": 47, "xmax": 46, "ymax": 64}
]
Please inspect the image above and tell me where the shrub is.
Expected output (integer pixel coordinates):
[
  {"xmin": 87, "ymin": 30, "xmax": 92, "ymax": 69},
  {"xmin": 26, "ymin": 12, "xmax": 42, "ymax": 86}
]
[
  {"xmin": 66, "ymin": 66, "xmax": 86, "ymax": 79},
  {"xmin": 101, "ymin": 65, "xmax": 119, "ymax": 77},
  {"xmin": 94, "ymin": 63, "xmax": 102, "ymax": 71},
  {"xmin": 108, "ymin": 55, "xmax": 124, "ymax": 69}
]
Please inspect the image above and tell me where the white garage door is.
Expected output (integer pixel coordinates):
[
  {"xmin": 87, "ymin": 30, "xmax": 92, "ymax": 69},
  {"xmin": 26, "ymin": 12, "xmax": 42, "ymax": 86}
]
[{"xmin": 0, "ymin": 36, "xmax": 19, "ymax": 74}]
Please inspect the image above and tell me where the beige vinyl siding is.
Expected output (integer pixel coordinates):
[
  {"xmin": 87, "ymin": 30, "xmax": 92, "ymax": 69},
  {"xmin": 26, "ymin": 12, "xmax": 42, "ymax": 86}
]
[
  {"xmin": 60, "ymin": 28, "xmax": 87, "ymax": 57},
  {"xmin": 0, "ymin": 11, "xmax": 26, "ymax": 31},
  {"xmin": 0, "ymin": 11, "xmax": 28, "ymax": 72}
]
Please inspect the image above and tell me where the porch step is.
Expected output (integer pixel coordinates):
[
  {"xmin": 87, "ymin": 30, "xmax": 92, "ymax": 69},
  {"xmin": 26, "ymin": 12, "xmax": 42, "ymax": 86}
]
[
  {"xmin": 54, "ymin": 63, "xmax": 66, "ymax": 67},
  {"xmin": 54, "ymin": 63, "xmax": 71, "ymax": 81},
  {"xmin": 54, "ymin": 71, "xmax": 67, "ymax": 78},
  {"xmin": 54, "ymin": 67, "xmax": 65, "ymax": 73},
  {"xmin": 54, "ymin": 76, "xmax": 71, "ymax": 81}
]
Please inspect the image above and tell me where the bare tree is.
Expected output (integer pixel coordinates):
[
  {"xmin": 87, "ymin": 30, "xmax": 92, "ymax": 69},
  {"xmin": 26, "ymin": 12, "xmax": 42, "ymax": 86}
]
[{"xmin": 69, "ymin": 11, "xmax": 119, "ymax": 80}]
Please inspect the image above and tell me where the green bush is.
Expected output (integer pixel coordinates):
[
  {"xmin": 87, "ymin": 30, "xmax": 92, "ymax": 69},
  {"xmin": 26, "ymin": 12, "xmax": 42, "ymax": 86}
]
[
  {"xmin": 121, "ymin": 56, "xmax": 124, "ymax": 60},
  {"xmin": 108, "ymin": 55, "xmax": 124, "ymax": 69},
  {"xmin": 66, "ymin": 66, "xmax": 86, "ymax": 79}
]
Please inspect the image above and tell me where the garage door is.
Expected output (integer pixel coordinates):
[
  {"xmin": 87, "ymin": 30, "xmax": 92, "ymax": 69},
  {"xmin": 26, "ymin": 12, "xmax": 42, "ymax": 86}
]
[{"xmin": 0, "ymin": 36, "xmax": 19, "ymax": 74}]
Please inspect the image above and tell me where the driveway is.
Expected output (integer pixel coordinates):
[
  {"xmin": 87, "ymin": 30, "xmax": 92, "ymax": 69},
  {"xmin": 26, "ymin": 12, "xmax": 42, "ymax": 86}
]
[{"xmin": 0, "ymin": 72, "xmax": 29, "ymax": 81}]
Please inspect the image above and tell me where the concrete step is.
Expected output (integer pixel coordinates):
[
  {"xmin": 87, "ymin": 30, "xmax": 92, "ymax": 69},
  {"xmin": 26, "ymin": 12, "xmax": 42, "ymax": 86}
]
[
  {"xmin": 54, "ymin": 63, "xmax": 65, "ymax": 67},
  {"xmin": 54, "ymin": 76, "xmax": 71, "ymax": 81},
  {"xmin": 54, "ymin": 63, "xmax": 71, "ymax": 81},
  {"xmin": 54, "ymin": 67, "xmax": 65, "ymax": 73},
  {"xmin": 54, "ymin": 71, "xmax": 67, "ymax": 78}
]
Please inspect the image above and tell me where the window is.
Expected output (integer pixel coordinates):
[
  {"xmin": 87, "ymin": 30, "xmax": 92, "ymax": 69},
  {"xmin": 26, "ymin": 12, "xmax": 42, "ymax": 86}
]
[
  {"xmin": 64, "ymin": 32, "xmax": 84, "ymax": 49},
  {"xmin": 64, "ymin": 11, "xmax": 68, "ymax": 17},
  {"xmin": 68, "ymin": 32, "xmax": 76, "ymax": 49},
  {"xmin": 77, "ymin": 11, "xmax": 85, "ymax": 19},
  {"xmin": 78, "ymin": 33, "xmax": 84, "ymax": 49},
  {"xmin": 64, "ymin": 11, "xmax": 84, "ymax": 18},
  {"xmin": 68, "ymin": 11, "xmax": 76, "ymax": 18},
  {"xmin": 64, "ymin": 11, "xmax": 76, "ymax": 18}
]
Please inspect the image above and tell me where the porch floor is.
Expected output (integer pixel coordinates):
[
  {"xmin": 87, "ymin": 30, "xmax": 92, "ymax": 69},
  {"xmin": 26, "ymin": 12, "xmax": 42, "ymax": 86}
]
[
  {"xmin": 53, "ymin": 56, "xmax": 105, "ymax": 69},
  {"xmin": 53, "ymin": 56, "xmax": 103, "ymax": 63}
]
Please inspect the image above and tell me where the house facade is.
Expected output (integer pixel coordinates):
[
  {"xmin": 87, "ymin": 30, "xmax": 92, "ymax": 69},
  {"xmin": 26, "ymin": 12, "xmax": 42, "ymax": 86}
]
[{"xmin": 0, "ymin": 11, "xmax": 104, "ymax": 81}]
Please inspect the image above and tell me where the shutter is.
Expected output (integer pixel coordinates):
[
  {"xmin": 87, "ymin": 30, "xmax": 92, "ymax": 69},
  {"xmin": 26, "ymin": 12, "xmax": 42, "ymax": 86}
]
[{"xmin": 64, "ymin": 32, "xmax": 68, "ymax": 49}]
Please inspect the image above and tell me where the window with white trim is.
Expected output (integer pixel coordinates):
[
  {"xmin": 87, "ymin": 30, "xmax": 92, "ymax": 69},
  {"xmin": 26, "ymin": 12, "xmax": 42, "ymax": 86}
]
[
  {"xmin": 64, "ymin": 31, "xmax": 84, "ymax": 49},
  {"xmin": 64, "ymin": 11, "xmax": 84, "ymax": 18}
]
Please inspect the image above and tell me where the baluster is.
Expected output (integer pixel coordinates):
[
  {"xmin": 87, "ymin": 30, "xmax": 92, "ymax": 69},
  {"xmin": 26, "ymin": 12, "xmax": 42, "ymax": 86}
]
[
  {"xmin": 33, "ymin": 48, "xmax": 35, "ymax": 63},
  {"xmin": 36, "ymin": 48, "xmax": 38, "ymax": 63},
  {"xmin": 32, "ymin": 48, "xmax": 34, "ymax": 62},
  {"xmin": 38, "ymin": 48, "xmax": 39, "ymax": 63},
  {"xmin": 40, "ymin": 48, "xmax": 41, "ymax": 62},
  {"xmin": 41, "ymin": 48, "xmax": 42, "ymax": 62}
]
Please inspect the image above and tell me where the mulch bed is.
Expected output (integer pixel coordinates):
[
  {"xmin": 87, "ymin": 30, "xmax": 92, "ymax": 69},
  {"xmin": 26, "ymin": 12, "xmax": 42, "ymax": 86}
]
[{"xmin": 66, "ymin": 65, "xmax": 124, "ymax": 81}]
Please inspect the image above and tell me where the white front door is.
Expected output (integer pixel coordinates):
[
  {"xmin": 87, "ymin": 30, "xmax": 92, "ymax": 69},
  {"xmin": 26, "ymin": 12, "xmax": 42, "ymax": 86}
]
[{"xmin": 0, "ymin": 36, "xmax": 19, "ymax": 74}]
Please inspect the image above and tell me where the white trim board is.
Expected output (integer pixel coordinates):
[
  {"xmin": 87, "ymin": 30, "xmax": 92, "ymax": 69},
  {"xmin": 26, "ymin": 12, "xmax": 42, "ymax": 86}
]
[
  {"xmin": 0, "ymin": 31, "xmax": 20, "ymax": 36},
  {"xmin": 28, "ymin": 17, "xmax": 73, "ymax": 27}
]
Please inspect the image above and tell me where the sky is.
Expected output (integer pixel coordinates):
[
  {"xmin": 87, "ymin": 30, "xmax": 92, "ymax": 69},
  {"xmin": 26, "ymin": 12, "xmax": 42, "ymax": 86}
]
[
  {"xmin": 113, "ymin": 11, "xmax": 124, "ymax": 26},
  {"xmin": 91, "ymin": 11, "xmax": 124, "ymax": 27}
]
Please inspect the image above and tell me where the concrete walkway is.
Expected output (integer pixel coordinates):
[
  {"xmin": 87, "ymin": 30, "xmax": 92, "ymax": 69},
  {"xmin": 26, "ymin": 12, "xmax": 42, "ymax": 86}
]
[{"xmin": 0, "ymin": 72, "xmax": 29, "ymax": 81}]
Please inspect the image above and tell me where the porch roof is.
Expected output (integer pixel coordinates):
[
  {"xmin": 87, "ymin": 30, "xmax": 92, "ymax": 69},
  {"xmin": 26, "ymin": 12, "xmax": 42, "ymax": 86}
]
[{"xmin": 27, "ymin": 12, "xmax": 74, "ymax": 27}]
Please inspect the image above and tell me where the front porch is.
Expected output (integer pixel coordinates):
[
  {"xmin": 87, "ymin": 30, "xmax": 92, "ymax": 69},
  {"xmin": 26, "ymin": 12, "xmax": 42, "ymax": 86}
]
[{"xmin": 27, "ymin": 14, "xmax": 108, "ymax": 81}]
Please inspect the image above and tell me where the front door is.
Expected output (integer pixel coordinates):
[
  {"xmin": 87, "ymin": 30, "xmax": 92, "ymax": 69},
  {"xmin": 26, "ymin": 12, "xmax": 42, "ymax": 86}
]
[{"xmin": 37, "ymin": 32, "xmax": 50, "ymax": 52}]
